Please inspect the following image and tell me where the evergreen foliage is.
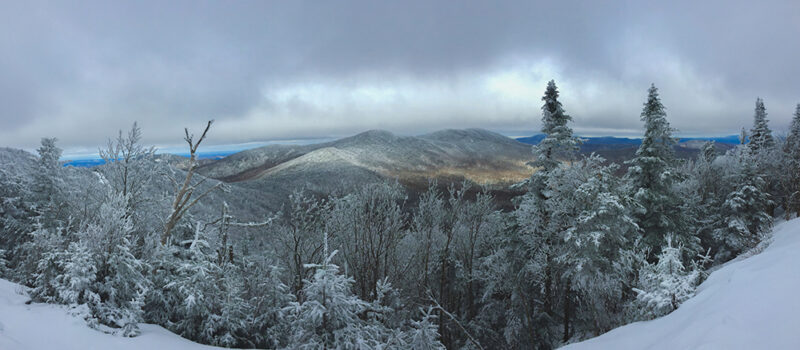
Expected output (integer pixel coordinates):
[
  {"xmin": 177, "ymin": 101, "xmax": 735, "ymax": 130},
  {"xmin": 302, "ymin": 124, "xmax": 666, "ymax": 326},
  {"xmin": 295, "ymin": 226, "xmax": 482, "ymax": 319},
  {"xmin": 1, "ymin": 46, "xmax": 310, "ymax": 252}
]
[
  {"xmin": 625, "ymin": 84, "xmax": 698, "ymax": 258},
  {"xmin": 748, "ymin": 98, "xmax": 775, "ymax": 152},
  {"xmin": 783, "ymin": 104, "xmax": 800, "ymax": 218},
  {"xmin": 633, "ymin": 238, "xmax": 700, "ymax": 319}
]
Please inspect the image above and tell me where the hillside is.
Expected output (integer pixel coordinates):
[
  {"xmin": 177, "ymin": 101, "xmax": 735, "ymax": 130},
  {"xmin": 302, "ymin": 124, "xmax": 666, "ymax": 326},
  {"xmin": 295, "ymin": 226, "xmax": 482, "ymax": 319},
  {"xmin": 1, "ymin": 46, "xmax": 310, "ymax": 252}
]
[
  {"xmin": 198, "ymin": 128, "xmax": 536, "ymax": 195},
  {"xmin": 562, "ymin": 218, "xmax": 800, "ymax": 350}
]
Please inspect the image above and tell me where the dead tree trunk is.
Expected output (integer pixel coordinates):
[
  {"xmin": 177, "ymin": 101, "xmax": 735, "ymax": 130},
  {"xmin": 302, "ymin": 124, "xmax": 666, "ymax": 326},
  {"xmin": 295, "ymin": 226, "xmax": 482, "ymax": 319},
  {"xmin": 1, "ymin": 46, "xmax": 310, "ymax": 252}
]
[{"xmin": 162, "ymin": 120, "xmax": 221, "ymax": 245}]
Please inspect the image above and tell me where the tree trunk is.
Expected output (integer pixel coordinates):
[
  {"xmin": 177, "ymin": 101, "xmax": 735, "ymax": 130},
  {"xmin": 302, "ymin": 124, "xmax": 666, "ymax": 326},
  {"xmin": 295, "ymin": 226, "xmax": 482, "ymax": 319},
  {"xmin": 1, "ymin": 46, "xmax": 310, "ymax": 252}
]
[{"xmin": 562, "ymin": 281, "xmax": 571, "ymax": 343}]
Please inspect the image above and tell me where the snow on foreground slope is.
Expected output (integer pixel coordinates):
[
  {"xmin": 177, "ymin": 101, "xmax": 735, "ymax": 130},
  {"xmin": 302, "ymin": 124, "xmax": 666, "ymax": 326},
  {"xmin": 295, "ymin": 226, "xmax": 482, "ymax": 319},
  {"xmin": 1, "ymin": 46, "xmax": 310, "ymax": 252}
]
[
  {"xmin": 563, "ymin": 219, "xmax": 800, "ymax": 350},
  {"xmin": 0, "ymin": 279, "xmax": 220, "ymax": 350}
]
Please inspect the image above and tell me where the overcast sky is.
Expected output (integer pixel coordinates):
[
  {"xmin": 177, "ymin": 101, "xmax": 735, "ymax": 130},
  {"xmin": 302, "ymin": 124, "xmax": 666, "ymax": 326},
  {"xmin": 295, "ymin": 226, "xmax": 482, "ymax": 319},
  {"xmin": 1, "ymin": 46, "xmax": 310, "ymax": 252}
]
[{"xmin": 1, "ymin": 0, "xmax": 799, "ymax": 152}]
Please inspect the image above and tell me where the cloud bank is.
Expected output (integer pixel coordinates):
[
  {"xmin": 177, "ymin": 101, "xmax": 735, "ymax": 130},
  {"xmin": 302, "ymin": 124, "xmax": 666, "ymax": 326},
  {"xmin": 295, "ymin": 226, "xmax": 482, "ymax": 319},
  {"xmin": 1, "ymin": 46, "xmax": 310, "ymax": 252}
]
[{"xmin": 1, "ymin": 0, "xmax": 798, "ymax": 151}]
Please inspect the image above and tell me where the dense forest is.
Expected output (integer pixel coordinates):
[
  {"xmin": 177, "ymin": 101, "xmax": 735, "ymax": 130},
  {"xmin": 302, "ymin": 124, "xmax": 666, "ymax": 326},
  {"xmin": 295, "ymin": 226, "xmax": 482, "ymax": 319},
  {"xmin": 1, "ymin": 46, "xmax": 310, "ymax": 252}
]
[{"xmin": 1, "ymin": 81, "xmax": 799, "ymax": 349}]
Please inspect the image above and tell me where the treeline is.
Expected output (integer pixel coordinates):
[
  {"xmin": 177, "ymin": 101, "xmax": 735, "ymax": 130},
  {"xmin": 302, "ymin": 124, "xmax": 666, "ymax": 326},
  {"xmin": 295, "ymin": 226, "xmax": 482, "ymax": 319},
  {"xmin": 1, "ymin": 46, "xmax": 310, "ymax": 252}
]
[{"xmin": 1, "ymin": 82, "xmax": 799, "ymax": 349}]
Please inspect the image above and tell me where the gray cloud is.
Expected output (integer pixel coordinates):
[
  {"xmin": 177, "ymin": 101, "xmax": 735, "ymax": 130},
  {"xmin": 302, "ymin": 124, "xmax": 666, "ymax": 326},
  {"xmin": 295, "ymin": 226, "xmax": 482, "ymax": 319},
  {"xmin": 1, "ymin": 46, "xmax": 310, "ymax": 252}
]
[{"xmin": 1, "ymin": 0, "xmax": 798, "ymax": 152}]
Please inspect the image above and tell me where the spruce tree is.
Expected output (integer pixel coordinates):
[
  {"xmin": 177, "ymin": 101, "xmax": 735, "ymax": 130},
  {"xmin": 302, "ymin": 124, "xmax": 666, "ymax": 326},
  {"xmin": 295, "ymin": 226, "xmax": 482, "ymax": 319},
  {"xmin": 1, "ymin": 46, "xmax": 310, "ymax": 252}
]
[
  {"xmin": 284, "ymin": 233, "xmax": 389, "ymax": 349},
  {"xmin": 633, "ymin": 237, "xmax": 700, "ymax": 319},
  {"xmin": 513, "ymin": 79, "xmax": 579, "ymax": 346},
  {"xmin": 551, "ymin": 154, "xmax": 639, "ymax": 336},
  {"xmin": 32, "ymin": 138, "xmax": 64, "ymax": 229},
  {"xmin": 532, "ymin": 80, "xmax": 579, "ymax": 172},
  {"xmin": 783, "ymin": 104, "xmax": 800, "ymax": 217},
  {"xmin": 626, "ymin": 84, "xmax": 697, "ymax": 257},
  {"xmin": 713, "ymin": 151, "xmax": 773, "ymax": 259},
  {"xmin": 748, "ymin": 98, "xmax": 775, "ymax": 152}
]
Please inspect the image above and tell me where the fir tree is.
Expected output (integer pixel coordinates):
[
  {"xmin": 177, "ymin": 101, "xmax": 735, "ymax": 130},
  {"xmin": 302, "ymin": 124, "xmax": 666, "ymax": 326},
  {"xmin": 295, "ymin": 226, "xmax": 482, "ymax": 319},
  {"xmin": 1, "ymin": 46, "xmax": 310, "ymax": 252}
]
[
  {"xmin": 783, "ymin": 104, "xmax": 800, "ymax": 218},
  {"xmin": 284, "ymin": 245, "xmax": 372, "ymax": 348},
  {"xmin": 633, "ymin": 237, "xmax": 700, "ymax": 319},
  {"xmin": 626, "ymin": 84, "xmax": 697, "ymax": 257},
  {"xmin": 407, "ymin": 307, "xmax": 447, "ymax": 350},
  {"xmin": 713, "ymin": 150, "xmax": 773, "ymax": 259},
  {"xmin": 32, "ymin": 138, "xmax": 64, "ymax": 230},
  {"xmin": 0, "ymin": 249, "xmax": 8, "ymax": 278},
  {"xmin": 28, "ymin": 223, "xmax": 67, "ymax": 302},
  {"xmin": 748, "ymin": 98, "xmax": 775, "ymax": 152},
  {"xmin": 554, "ymin": 154, "xmax": 639, "ymax": 335},
  {"xmin": 54, "ymin": 241, "xmax": 100, "ymax": 306},
  {"xmin": 166, "ymin": 222, "xmax": 250, "ymax": 346},
  {"xmin": 510, "ymin": 80, "xmax": 580, "ymax": 346},
  {"xmin": 532, "ymin": 80, "xmax": 580, "ymax": 173}
]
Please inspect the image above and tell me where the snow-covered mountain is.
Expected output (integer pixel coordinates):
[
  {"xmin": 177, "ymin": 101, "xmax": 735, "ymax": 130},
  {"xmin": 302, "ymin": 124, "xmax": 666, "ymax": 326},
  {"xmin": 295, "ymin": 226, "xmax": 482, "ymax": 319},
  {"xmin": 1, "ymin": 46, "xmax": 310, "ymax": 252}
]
[
  {"xmin": 561, "ymin": 218, "xmax": 800, "ymax": 350},
  {"xmin": 197, "ymin": 128, "xmax": 536, "ymax": 188}
]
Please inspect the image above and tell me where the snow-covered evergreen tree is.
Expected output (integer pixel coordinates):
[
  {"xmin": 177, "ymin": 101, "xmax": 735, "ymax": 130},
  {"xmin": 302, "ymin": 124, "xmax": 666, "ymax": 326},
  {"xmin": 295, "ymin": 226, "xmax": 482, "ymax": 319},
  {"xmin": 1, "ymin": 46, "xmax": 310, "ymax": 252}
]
[
  {"xmin": 690, "ymin": 142, "xmax": 725, "ymax": 254},
  {"xmin": 748, "ymin": 98, "xmax": 775, "ymax": 152},
  {"xmin": 28, "ymin": 222, "xmax": 67, "ymax": 302},
  {"xmin": 712, "ymin": 150, "xmax": 773, "ymax": 259},
  {"xmin": 45, "ymin": 192, "xmax": 152, "ymax": 336},
  {"xmin": 626, "ymin": 84, "xmax": 697, "ymax": 258},
  {"xmin": 284, "ymin": 247, "xmax": 379, "ymax": 349},
  {"xmin": 0, "ymin": 249, "xmax": 8, "ymax": 278},
  {"xmin": 0, "ymin": 165, "xmax": 35, "ymax": 274},
  {"xmin": 783, "ymin": 104, "xmax": 800, "ymax": 218},
  {"xmin": 166, "ymin": 222, "xmax": 251, "ymax": 346},
  {"xmin": 495, "ymin": 80, "xmax": 580, "ymax": 347},
  {"xmin": 532, "ymin": 80, "xmax": 580, "ymax": 172},
  {"xmin": 406, "ymin": 307, "xmax": 446, "ymax": 350},
  {"xmin": 633, "ymin": 237, "xmax": 700, "ymax": 319},
  {"xmin": 54, "ymin": 241, "xmax": 100, "ymax": 306},
  {"xmin": 32, "ymin": 137, "xmax": 63, "ymax": 208},
  {"xmin": 553, "ymin": 154, "xmax": 640, "ymax": 335},
  {"xmin": 241, "ymin": 259, "xmax": 293, "ymax": 348}
]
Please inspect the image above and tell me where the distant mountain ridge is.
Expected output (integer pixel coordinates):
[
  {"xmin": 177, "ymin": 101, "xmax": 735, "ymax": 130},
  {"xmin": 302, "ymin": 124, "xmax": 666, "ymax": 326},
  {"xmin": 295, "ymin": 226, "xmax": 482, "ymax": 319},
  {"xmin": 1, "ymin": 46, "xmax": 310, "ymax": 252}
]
[
  {"xmin": 197, "ymin": 128, "xmax": 536, "ymax": 191},
  {"xmin": 516, "ymin": 134, "xmax": 742, "ymax": 146},
  {"xmin": 516, "ymin": 133, "xmax": 737, "ymax": 164}
]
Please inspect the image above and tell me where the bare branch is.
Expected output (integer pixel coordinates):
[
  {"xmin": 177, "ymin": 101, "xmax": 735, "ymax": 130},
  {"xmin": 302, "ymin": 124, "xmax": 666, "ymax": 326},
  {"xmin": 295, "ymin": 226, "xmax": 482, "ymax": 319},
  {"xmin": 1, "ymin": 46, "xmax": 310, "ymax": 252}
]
[
  {"xmin": 162, "ymin": 120, "xmax": 220, "ymax": 245},
  {"xmin": 428, "ymin": 292, "xmax": 485, "ymax": 350}
]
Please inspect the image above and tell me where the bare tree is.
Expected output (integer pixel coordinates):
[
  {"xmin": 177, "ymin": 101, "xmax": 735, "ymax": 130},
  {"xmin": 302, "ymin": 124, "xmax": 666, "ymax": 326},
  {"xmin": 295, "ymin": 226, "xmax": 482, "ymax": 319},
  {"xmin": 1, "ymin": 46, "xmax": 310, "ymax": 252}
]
[
  {"xmin": 98, "ymin": 122, "xmax": 157, "ymax": 228},
  {"xmin": 99, "ymin": 122, "xmax": 155, "ymax": 199},
  {"xmin": 327, "ymin": 182, "xmax": 405, "ymax": 301},
  {"xmin": 273, "ymin": 190, "xmax": 328, "ymax": 301},
  {"xmin": 162, "ymin": 120, "xmax": 222, "ymax": 245}
]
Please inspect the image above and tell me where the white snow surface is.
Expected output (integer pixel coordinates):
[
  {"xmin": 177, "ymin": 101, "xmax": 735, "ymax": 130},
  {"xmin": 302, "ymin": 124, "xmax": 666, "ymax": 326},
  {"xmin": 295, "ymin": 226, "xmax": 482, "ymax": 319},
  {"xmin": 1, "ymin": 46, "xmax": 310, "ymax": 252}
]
[
  {"xmin": 563, "ymin": 218, "xmax": 800, "ymax": 350},
  {"xmin": 0, "ymin": 279, "xmax": 221, "ymax": 350}
]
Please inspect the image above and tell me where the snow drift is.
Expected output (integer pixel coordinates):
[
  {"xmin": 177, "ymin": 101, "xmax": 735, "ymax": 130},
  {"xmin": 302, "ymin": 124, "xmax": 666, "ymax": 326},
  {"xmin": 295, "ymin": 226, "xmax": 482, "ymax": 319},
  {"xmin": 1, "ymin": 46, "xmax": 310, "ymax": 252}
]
[
  {"xmin": 0, "ymin": 279, "xmax": 220, "ymax": 350},
  {"xmin": 563, "ymin": 219, "xmax": 800, "ymax": 350}
]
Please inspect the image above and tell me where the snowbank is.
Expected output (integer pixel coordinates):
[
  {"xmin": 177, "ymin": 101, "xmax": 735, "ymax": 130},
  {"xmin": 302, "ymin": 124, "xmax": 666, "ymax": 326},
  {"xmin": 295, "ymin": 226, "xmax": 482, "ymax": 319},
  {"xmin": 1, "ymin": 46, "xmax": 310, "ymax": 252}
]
[
  {"xmin": 562, "ymin": 219, "xmax": 800, "ymax": 350},
  {"xmin": 0, "ymin": 279, "xmax": 220, "ymax": 350}
]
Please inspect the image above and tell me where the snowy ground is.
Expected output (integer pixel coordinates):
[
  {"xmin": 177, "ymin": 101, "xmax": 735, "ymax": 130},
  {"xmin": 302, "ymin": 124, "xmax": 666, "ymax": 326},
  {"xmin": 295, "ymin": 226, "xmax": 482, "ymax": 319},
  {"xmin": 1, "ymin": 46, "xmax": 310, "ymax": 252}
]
[
  {"xmin": 0, "ymin": 279, "xmax": 220, "ymax": 350},
  {"xmin": 563, "ymin": 219, "xmax": 800, "ymax": 350}
]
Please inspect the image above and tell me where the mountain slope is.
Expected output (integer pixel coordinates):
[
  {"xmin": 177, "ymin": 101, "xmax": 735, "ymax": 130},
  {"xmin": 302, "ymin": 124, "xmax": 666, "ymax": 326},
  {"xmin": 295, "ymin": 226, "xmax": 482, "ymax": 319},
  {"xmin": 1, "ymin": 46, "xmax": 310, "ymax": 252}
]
[
  {"xmin": 200, "ymin": 129, "xmax": 536, "ymax": 190},
  {"xmin": 562, "ymin": 219, "xmax": 800, "ymax": 350},
  {"xmin": 0, "ymin": 279, "xmax": 220, "ymax": 350}
]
